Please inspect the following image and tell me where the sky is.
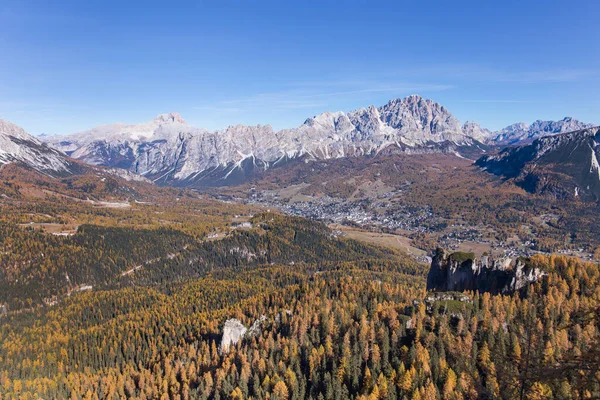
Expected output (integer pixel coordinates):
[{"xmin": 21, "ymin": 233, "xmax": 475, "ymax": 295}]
[{"xmin": 0, "ymin": 0, "xmax": 599, "ymax": 135}]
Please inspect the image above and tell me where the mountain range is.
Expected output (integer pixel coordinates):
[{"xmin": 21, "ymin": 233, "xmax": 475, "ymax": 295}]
[
  {"xmin": 491, "ymin": 117, "xmax": 594, "ymax": 145},
  {"xmin": 43, "ymin": 95, "xmax": 591, "ymax": 186},
  {"xmin": 0, "ymin": 118, "xmax": 151, "ymax": 187},
  {"xmin": 0, "ymin": 118, "xmax": 76, "ymax": 176},
  {"xmin": 0, "ymin": 95, "xmax": 594, "ymax": 188},
  {"xmin": 476, "ymin": 126, "xmax": 600, "ymax": 201}
]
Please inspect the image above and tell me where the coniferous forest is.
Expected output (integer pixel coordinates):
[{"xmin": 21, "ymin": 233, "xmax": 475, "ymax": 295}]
[
  {"xmin": 2, "ymin": 2, "xmax": 600, "ymax": 398},
  {"xmin": 0, "ymin": 178, "xmax": 598, "ymax": 399}
]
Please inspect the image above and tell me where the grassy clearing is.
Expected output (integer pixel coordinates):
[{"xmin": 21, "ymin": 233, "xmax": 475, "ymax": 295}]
[{"xmin": 330, "ymin": 224, "xmax": 427, "ymax": 256}]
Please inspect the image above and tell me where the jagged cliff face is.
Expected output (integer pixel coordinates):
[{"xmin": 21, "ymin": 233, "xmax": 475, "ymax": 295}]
[
  {"xmin": 43, "ymin": 95, "xmax": 594, "ymax": 187},
  {"xmin": 461, "ymin": 121, "xmax": 492, "ymax": 143},
  {"xmin": 492, "ymin": 117, "xmax": 593, "ymax": 145},
  {"xmin": 0, "ymin": 119, "xmax": 76, "ymax": 176},
  {"xmin": 426, "ymin": 249, "xmax": 545, "ymax": 295},
  {"xmin": 45, "ymin": 96, "xmax": 487, "ymax": 186},
  {"xmin": 477, "ymin": 127, "xmax": 600, "ymax": 201}
]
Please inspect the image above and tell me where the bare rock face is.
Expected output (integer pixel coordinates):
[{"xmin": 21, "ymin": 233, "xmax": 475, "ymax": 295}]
[
  {"xmin": 492, "ymin": 117, "xmax": 593, "ymax": 145},
  {"xmin": 44, "ymin": 95, "xmax": 486, "ymax": 186},
  {"xmin": 462, "ymin": 121, "xmax": 492, "ymax": 143},
  {"xmin": 219, "ymin": 319, "xmax": 247, "ymax": 354},
  {"xmin": 510, "ymin": 261, "xmax": 546, "ymax": 291},
  {"xmin": 477, "ymin": 127, "xmax": 600, "ymax": 201},
  {"xmin": 247, "ymin": 315, "xmax": 267, "ymax": 337},
  {"xmin": 219, "ymin": 315, "xmax": 273, "ymax": 354},
  {"xmin": 426, "ymin": 249, "xmax": 545, "ymax": 295},
  {"xmin": 0, "ymin": 119, "xmax": 75, "ymax": 176}
]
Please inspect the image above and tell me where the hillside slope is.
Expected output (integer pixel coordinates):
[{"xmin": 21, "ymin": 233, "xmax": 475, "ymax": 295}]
[
  {"xmin": 476, "ymin": 126, "xmax": 600, "ymax": 201},
  {"xmin": 0, "ymin": 118, "xmax": 77, "ymax": 176}
]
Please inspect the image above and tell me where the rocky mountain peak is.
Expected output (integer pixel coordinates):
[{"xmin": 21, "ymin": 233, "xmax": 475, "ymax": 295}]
[
  {"xmin": 44, "ymin": 95, "xmax": 482, "ymax": 185},
  {"xmin": 153, "ymin": 112, "xmax": 186, "ymax": 125},
  {"xmin": 304, "ymin": 111, "xmax": 346, "ymax": 127},
  {"xmin": 477, "ymin": 127, "xmax": 600, "ymax": 200},
  {"xmin": 378, "ymin": 94, "xmax": 462, "ymax": 143},
  {"xmin": 399, "ymin": 94, "xmax": 425, "ymax": 105},
  {"xmin": 379, "ymin": 94, "xmax": 434, "ymax": 116},
  {"xmin": 462, "ymin": 121, "xmax": 493, "ymax": 142},
  {"xmin": 0, "ymin": 118, "xmax": 33, "ymax": 141},
  {"xmin": 42, "ymin": 95, "xmax": 595, "ymax": 187},
  {"xmin": 493, "ymin": 118, "xmax": 593, "ymax": 145},
  {"xmin": 0, "ymin": 119, "xmax": 74, "ymax": 175}
]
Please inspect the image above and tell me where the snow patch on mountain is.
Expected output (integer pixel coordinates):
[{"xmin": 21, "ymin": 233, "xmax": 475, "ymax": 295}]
[
  {"xmin": 0, "ymin": 119, "xmax": 72, "ymax": 175},
  {"xmin": 46, "ymin": 95, "xmax": 486, "ymax": 184},
  {"xmin": 492, "ymin": 117, "xmax": 593, "ymax": 145},
  {"xmin": 590, "ymin": 145, "xmax": 600, "ymax": 181},
  {"xmin": 43, "ymin": 96, "xmax": 594, "ymax": 186}
]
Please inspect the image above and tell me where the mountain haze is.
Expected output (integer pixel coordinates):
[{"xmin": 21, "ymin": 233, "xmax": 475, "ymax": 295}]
[{"xmin": 492, "ymin": 117, "xmax": 593, "ymax": 145}]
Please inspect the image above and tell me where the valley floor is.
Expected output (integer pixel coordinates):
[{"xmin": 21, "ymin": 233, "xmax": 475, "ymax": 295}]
[
  {"xmin": 0, "ymin": 158, "xmax": 598, "ymax": 399},
  {"xmin": 208, "ymin": 153, "xmax": 600, "ymax": 263}
]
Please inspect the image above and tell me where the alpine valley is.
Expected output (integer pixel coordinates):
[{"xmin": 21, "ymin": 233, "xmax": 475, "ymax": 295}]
[
  {"xmin": 1, "ymin": 95, "xmax": 599, "ymax": 400},
  {"xmin": 2, "ymin": 94, "xmax": 600, "ymax": 259},
  {"xmin": 4, "ymin": 1, "xmax": 600, "ymax": 398}
]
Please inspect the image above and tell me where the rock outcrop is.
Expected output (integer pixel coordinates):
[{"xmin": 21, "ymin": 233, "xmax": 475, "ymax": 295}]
[
  {"xmin": 219, "ymin": 314, "xmax": 270, "ymax": 354},
  {"xmin": 219, "ymin": 319, "xmax": 247, "ymax": 354},
  {"xmin": 247, "ymin": 315, "xmax": 267, "ymax": 337},
  {"xmin": 426, "ymin": 249, "xmax": 545, "ymax": 295}
]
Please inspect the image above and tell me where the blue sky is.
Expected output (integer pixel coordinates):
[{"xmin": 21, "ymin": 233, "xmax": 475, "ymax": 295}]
[{"xmin": 1, "ymin": 0, "xmax": 598, "ymax": 135}]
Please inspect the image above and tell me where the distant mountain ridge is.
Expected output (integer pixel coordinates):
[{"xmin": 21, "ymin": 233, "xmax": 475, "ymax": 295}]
[
  {"xmin": 0, "ymin": 118, "xmax": 152, "ymax": 193},
  {"xmin": 0, "ymin": 118, "xmax": 76, "ymax": 176},
  {"xmin": 492, "ymin": 117, "xmax": 593, "ymax": 145},
  {"xmin": 46, "ymin": 95, "xmax": 487, "ymax": 186},
  {"xmin": 40, "ymin": 95, "xmax": 593, "ymax": 186},
  {"xmin": 476, "ymin": 126, "xmax": 600, "ymax": 201}
]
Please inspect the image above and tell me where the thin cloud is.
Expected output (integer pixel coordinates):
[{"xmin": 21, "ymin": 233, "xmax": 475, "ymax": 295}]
[
  {"xmin": 499, "ymin": 69, "xmax": 597, "ymax": 83},
  {"xmin": 0, "ymin": 101, "xmax": 88, "ymax": 111},
  {"xmin": 288, "ymin": 84, "xmax": 455, "ymax": 99},
  {"xmin": 284, "ymin": 79, "xmax": 373, "ymax": 88},
  {"xmin": 390, "ymin": 64, "xmax": 598, "ymax": 84},
  {"xmin": 196, "ymin": 82, "xmax": 455, "ymax": 112},
  {"xmin": 193, "ymin": 105, "xmax": 243, "ymax": 113},
  {"xmin": 462, "ymin": 99, "xmax": 534, "ymax": 104}
]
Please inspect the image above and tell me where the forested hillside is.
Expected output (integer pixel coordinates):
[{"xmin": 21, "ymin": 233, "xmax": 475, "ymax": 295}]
[
  {"xmin": 0, "ymin": 163, "xmax": 598, "ymax": 399},
  {"xmin": 3, "ymin": 1, "xmax": 600, "ymax": 398},
  {"xmin": 1, "ymin": 250, "xmax": 598, "ymax": 399}
]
